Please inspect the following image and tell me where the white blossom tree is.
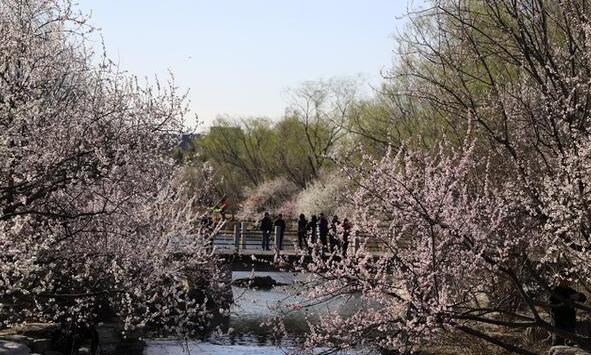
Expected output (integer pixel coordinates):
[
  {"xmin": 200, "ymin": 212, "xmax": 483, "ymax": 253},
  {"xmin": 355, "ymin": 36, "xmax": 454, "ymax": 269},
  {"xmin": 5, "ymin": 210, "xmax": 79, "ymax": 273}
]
[
  {"xmin": 237, "ymin": 177, "xmax": 299, "ymax": 221},
  {"xmin": 0, "ymin": 0, "xmax": 224, "ymax": 343}
]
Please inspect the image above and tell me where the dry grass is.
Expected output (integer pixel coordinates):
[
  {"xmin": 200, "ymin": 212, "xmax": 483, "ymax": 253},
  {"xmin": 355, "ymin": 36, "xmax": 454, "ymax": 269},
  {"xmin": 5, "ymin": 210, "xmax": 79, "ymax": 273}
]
[{"xmin": 417, "ymin": 326, "xmax": 550, "ymax": 355}]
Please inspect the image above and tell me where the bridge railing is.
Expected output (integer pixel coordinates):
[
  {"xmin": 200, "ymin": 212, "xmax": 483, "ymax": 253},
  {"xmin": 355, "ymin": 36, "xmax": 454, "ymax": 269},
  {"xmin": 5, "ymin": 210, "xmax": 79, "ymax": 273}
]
[{"xmin": 212, "ymin": 222, "xmax": 396, "ymax": 255}]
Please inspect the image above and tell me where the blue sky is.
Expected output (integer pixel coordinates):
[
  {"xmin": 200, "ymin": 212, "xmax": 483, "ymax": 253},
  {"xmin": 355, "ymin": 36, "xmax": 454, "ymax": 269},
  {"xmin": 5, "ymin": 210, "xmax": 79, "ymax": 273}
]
[{"xmin": 78, "ymin": 1, "xmax": 409, "ymax": 129}]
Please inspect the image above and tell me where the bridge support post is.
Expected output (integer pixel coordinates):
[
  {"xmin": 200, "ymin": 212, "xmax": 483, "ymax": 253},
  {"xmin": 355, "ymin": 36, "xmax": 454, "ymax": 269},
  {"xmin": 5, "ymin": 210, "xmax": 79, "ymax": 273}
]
[
  {"xmin": 240, "ymin": 222, "xmax": 246, "ymax": 251},
  {"xmin": 274, "ymin": 225, "xmax": 280, "ymax": 253},
  {"xmin": 233, "ymin": 223, "xmax": 240, "ymax": 253},
  {"xmin": 354, "ymin": 236, "xmax": 360, "ymax": 253}
]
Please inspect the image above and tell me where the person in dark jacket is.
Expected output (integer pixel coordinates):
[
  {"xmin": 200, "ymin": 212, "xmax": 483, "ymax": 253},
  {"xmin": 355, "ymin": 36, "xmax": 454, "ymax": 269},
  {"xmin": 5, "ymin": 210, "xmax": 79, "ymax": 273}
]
[
  {"xmin": 329, "ymin": 215, "xmax": 340, "ymax": 252},
  {"xmin": 549, "ymin": 281, "xmax": 587, "ymax": 345},
  {"xmin": 297, "ymin": 214, "xmax": 308, "ymax": 250},
  {"xmin": 318, "ymin": 213, "xmax": 329, "ymax": 250},
  {"xmin": 341, "ymin": 218, "xmax": 352, "ymax": 256},
  {"xmin": 308, "ymin": 215, "xmax": 318, "ymax": 244},
  {"xmin": 274, "ymin": 213, "xmax": 286, "ymax": 250},
  {"xmin": 260, "ymin": 212, "xmax": 273, "ymax": 250}
]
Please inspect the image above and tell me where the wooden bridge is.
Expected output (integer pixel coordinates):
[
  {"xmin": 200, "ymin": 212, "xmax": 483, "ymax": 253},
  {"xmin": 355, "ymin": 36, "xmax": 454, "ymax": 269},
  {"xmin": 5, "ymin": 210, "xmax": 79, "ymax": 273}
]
[{"xmin": 211, "ymin": 221, "xmax": 389, "ymax": 257}]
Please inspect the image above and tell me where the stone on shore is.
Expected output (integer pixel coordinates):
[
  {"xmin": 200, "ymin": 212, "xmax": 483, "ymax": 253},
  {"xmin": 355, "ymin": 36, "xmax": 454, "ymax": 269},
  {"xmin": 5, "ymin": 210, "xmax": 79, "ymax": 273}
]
[
  {"xmin": 548, "ymin": 346, "xmax": 591, "ymax": 355},
  {"xmin": 0, "ymin": 323, "xmax": 59, "ymax": 339},
  {"xmin": 0, "ymin": 337, "xmax": 31, "ymax": 349},
  {"xmin": 0, "ymin": 340, "xmax": 31, "ymax": 355}
]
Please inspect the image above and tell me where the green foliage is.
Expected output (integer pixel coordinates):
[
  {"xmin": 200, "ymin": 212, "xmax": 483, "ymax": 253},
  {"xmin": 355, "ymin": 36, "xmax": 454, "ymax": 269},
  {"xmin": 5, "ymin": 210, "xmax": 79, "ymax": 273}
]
[
  {"xmin": 190, "ymin": 79, "xmax": 359, "ymax": 200},
  {"xmin": 196, "ymin": 117, "xmax": 277, "ymax": 199}
]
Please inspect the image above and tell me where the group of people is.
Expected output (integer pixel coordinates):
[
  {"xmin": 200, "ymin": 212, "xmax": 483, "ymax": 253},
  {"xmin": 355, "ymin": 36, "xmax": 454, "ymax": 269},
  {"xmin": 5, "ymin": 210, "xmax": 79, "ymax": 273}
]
[
  {"xmin": 259, "ymin": 212, "xmax": 352, "ymax": 255},
  {"xmin": 258, "ymin": 212, "xmax": 285, "ymax": 251}
]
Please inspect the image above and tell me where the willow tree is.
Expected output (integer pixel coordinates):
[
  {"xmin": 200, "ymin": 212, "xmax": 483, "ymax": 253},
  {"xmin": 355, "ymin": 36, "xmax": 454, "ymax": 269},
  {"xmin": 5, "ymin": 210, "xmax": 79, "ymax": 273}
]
[{"xmin": 197, "ymin": 79, "xmax": 358, "ymax": 198}]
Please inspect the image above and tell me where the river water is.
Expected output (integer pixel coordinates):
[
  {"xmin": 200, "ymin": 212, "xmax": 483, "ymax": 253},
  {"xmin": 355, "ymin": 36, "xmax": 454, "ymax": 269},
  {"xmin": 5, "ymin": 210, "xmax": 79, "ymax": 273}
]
[{"xmin": 144, "ymin": 271, "xmax": 374, "ymax": 355}]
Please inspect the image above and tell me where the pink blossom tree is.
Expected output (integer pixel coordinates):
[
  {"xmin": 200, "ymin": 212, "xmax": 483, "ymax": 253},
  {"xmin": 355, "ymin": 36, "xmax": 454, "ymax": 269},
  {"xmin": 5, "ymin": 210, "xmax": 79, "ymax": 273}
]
[
  {"xmin": 0, "ymin": 0, "xmax": 224, "ymax": 341},
  {"xmin": 287, "ymin": 1, "xmax": 591, "ymax": 353},
  {"xmin": 237, "ymin": 177, "xmax": 299, "ymax": 221}
]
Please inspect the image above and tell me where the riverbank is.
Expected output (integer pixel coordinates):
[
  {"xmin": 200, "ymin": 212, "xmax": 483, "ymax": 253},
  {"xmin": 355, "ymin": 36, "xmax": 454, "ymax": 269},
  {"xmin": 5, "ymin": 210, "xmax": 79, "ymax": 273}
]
[
  {"xmin": 144, "ymin": 340, "xmax": 365, "ymax": 355},
  {"xmin": 0, "ymin": 322, "xmax": 143, "ymax": 355}
]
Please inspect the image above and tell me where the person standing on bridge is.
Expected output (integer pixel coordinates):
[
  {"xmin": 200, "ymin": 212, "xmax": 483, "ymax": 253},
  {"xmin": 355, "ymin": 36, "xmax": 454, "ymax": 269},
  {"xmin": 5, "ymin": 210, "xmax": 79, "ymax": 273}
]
[
  {"xmin": 329, "ymin": 215, "xmax": 340, "ymax": 253},
  {"xmin": 308, "ymin": 215, "xmax": 318, "ymax": 245},
  {"xmin": 297, "ymin": 214, "xmax": 308, "ymax": 251},
  {"xmin": 260, "ymin": 212, "xmax": 273, "ymax": 251},
  {"xmin": 274, "ymin": 213, "xmax": 286, "ymax": 250},
  {"xmin": 341, "ymin": 218, "xmax": 351, "ymax": 256},
  {"xmin": 319, "ymin": 213, "xmax": 329, "ymax": 251}
]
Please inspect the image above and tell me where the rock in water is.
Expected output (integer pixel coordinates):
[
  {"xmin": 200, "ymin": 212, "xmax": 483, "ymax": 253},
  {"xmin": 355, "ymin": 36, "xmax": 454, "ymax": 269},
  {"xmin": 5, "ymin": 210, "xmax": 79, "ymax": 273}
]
[
  {"xmin": 233, "ymin": 276, "xmax": 284, "ymax": 289},
  {"xmin": 0, "ymin": 340, "xmax": 31, "ymax": 354}
]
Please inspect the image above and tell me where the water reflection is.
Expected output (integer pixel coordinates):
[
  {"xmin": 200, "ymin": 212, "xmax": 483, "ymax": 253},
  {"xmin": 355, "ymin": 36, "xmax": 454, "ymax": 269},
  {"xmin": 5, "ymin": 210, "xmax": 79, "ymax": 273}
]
[
  {"xmin": 211, "ymin": 271, "xmax": 308, "ymax": 346},
  {"xmin": 145, "ymin": 271, "xmax": 374, "ymax": 354},
  {"xmin": 208, "ymin": 271, "xmax": 367, "ymax": 346}
]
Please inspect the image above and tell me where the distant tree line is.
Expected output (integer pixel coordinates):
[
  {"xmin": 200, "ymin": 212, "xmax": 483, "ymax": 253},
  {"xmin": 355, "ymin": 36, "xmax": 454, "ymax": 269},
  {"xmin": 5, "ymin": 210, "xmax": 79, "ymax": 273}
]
[{"xmin": 181, "ymin": 75, "xmax": 451, "ymax": 215}]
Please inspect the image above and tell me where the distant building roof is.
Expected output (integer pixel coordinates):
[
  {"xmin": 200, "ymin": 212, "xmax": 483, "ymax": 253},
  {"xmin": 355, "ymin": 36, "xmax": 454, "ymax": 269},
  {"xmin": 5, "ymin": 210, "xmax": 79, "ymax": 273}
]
[{"xmin": 178, "ymin": 132, "xmax": 201, "ymax": 151}]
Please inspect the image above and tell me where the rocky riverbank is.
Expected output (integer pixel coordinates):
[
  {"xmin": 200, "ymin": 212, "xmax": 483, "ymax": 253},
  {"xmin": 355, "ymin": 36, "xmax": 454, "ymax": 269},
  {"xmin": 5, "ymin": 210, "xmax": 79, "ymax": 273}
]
[{"xmin": 0, "ymin": 323, "xmax": 143, "ymax": 355}]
